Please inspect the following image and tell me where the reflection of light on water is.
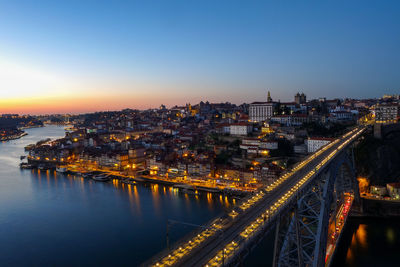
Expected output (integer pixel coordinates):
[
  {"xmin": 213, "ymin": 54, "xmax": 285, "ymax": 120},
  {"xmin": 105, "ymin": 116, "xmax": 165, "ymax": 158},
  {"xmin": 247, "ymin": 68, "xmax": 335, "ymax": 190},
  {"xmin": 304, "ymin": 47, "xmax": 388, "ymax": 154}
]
[
  {"xmin": 46, "ymin": 170, "xmax": 50, "ymax": 186},
  {"xmin": 75, "ymin": 175, "xmax": 84, "ymax": 190},
  {"xmin": 127, "ymin": 184, "xmax": 134, "ymax": 210},
  {"xmin": 224, "ymin": 196, "xmax": 229, "ymax": 207},
  {"xmin": 35, "ymin": 170, "xmax": 41, "ymax": 185},
  {"xmin": 207, "ymin": 193, "xmax": 213, "ymax": 205},
  {"xmin": 133, "ymin": 185, "xmax": 141, "ymax": 215},
  {"xmin": 355, "ymin": 224, "xmax": 368, "ymax": 249},
  {"xmin": 133, "ymin": 185, "xmax": 139, "ymax": 203},
  {"xmin": 346, "ymin": 246, "xmax": 353, "ymax": 263},
  {"xmin": 346, "ymin": 223, "xmax": 368, "ymax": 264},
  {"xmin": 386, "ymin": 228, "xmax": 395, "ymax": 244},
  {"xmin": 151, "ymin": 184, "xmax": 161, "ymax": 215},
  {"xmin": 152, "ymin": 184, "xmax": 159, "ymax": 193}
]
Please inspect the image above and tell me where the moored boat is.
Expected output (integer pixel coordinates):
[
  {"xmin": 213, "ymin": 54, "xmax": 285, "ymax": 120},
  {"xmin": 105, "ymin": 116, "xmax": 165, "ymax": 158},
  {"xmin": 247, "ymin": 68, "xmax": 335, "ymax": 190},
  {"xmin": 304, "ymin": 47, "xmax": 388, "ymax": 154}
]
[
  {"xmin": 92, "ymin": 174, "xmax": 110, "ymax": 182},
  {"xmin": 20, "ymin": 163, "xmax": 33, "ymax": 169},
  {"xmin": 38, "ymin": 165, "xmax": 48, "ymax": 170},
  {"xmin": 56, "ymin": 167, "xmax": 68, "ymax": 173}
]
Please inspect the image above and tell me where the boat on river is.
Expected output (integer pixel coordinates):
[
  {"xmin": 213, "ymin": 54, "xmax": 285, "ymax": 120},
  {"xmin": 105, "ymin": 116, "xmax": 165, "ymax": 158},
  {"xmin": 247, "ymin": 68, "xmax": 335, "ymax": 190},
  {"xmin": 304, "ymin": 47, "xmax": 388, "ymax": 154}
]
[
  {"xmin": 92, "ymin": 174, "xmax": 111, "ymax": 182},
  {"xmin": 20, "ymin": 163, "xmax": 33, "ymax": 169},
  {"xmin": 38, "ymin": 165, "xmax": 49, "ymax": 170},
  {"xmin": 56, "ymin": 167, "xmax": 68, "ymax": 173}
]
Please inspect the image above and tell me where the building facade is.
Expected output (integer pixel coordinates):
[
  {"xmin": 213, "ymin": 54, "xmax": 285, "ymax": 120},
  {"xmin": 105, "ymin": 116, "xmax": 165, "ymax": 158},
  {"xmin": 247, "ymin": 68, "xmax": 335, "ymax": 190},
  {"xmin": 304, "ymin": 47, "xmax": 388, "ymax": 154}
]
[
  {"xmin": 229, "ymin": 123, "xmax": 253, "ymax": 135},
  {"xmin": 375, "ymin": 104, "xmax": 399, "ymax": 123},
  {"xmin": 306, "ymin": 137, "xmax": 334, "ymax": 153},
  {"xmin": 249, "ymin": 102, "xmax": 274, "ymax": 122},
  {"xmin": 249, "ymin": 91, "xmax": 274, "ymax": 122}
]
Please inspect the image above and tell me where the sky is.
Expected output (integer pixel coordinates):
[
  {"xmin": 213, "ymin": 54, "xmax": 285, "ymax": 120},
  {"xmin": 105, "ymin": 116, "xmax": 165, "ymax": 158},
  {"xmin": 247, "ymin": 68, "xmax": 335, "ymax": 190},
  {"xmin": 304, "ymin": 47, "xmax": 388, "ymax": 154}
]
[{"xmin": 0, "ymin": 0, "xmax": 399, "ymax": 114}]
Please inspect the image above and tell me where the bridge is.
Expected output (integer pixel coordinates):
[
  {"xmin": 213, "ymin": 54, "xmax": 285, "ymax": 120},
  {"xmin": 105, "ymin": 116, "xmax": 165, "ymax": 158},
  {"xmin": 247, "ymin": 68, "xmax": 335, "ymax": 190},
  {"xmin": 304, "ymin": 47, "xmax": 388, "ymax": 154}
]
[{"xmin": 144, "ymin": 126, "xmax": 366, "ymax": 267}]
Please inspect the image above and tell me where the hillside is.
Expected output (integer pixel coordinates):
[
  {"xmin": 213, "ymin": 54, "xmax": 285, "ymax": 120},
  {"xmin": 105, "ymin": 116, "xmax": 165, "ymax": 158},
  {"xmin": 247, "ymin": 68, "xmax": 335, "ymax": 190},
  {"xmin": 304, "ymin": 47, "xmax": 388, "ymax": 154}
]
[{"xmin": 355, "ymin": 129, "xmax": 400, "ymax": 185}]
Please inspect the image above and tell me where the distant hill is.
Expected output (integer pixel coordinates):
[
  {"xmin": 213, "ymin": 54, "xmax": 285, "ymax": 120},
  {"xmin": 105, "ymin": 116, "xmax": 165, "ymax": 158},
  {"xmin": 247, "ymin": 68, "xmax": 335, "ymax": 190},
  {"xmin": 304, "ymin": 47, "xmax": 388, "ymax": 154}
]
[{"xmin": 0, "ymin": 117, "xmax": 43, "ymax": 129}]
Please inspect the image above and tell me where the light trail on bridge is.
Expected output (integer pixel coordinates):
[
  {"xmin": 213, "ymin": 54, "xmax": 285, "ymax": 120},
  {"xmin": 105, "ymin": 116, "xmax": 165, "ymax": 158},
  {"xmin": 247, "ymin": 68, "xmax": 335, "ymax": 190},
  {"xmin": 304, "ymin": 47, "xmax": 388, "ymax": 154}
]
[
  {"xmin": 325, "ymin": 193, "xmax": 353, "ymax": 265},
  {"xmin": 148, "ymin": 127, "xmax": 365, "ymax": 267}
]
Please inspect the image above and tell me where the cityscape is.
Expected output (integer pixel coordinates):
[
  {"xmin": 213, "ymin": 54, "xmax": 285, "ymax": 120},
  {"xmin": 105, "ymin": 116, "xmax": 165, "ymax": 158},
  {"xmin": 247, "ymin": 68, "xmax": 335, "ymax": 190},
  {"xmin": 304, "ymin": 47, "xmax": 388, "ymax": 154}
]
[{"xmin": 1, "ymin": 1, "xmax": 400, "ymax": 267}]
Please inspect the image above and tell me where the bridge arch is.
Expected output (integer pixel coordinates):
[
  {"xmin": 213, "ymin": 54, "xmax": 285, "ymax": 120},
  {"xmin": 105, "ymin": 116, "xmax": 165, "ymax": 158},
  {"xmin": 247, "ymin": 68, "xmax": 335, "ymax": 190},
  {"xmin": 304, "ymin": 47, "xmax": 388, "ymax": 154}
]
[{"xmin": 273, "ymin": 149, "xmax": 358, "ymax": 267}]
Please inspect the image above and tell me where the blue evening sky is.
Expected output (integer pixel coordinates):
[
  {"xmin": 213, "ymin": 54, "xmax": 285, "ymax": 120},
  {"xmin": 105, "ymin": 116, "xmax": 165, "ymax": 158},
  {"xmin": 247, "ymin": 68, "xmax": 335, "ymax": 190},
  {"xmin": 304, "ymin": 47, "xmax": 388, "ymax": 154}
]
[{"xmin": 0, "ymin": 0, "xmax": 399, "ymax": 111}]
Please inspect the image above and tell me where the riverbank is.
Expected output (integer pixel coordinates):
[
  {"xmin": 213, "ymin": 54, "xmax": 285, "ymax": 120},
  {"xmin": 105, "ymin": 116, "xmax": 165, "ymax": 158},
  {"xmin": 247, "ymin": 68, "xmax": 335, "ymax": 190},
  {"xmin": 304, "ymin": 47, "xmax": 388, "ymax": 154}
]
[
  {"xmin": 18, "ymin": 125, "xmax": 44, "ymax": 130},
  {"xmin": 0, "ymin": 131, "xmax": 28, "ymax": 142},
  {"xmin": 350, "ymin": 197, "xmax": 400, "ymax": 218},
  {"xmin": 22, "ymin": 153, "xmax": 254, "ymax": 197},
  {"xmin": 21, "ymin": 164, "xmax": 249, "ymax": 197}
]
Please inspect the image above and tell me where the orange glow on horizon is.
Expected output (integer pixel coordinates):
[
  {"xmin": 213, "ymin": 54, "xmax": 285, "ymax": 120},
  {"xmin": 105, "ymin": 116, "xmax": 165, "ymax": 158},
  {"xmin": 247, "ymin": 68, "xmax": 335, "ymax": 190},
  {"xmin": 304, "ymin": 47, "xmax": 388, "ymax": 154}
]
[
  {"xmin": 0, "ymin": 95, "xmax": 169, "ymax": 115},
  {"xmin": 0, "ymin": 59, "xmax": 217, "ymax": 114}
]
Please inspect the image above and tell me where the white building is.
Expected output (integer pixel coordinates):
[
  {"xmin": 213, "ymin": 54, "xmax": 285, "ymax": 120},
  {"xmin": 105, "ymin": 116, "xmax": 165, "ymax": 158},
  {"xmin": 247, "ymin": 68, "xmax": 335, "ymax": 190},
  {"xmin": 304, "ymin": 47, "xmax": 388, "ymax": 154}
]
[
  {"xmin": 270, "ymin": 114, "xmax": 309, "ymax": 126},
  {"xmin": 260, "ymin": 141, "xmax": 278, "ymax": 150},
  {"xmin": 242, "ymin": 138, "xmax": 260, "ymax": 146},
  {"xmin": 229, "ymin": 123, "xmax": 253, "ymax": 136},
  {"xmin": 249, "ymin": 91, "xmax": 275, "ymax": 122},
  {"xmin": 306, "ymin": 137, "xmax": 334, "ymax": 153},
  {"xmin": 240, "ymin": 138, "xmax": 278, "ymax": 154},
  {"xmin": 249, "ymin": 102, "xmax": 274, "ymax": 122}
]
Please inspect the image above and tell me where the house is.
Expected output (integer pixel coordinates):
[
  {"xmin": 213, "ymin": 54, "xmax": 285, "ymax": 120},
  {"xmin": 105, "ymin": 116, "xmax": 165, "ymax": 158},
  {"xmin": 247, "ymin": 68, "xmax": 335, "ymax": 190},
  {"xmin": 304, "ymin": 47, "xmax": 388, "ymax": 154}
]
[
  {"xmin": 229, "ymin": 123, "xmax": 253, "ymax": 136},
  {"xmin": 387, "ymin": 183, "xmax": 400, "ymax": 199},
  {"xmin": 306, "ymin": 137, "xmax": 334, "ymax": 153}
]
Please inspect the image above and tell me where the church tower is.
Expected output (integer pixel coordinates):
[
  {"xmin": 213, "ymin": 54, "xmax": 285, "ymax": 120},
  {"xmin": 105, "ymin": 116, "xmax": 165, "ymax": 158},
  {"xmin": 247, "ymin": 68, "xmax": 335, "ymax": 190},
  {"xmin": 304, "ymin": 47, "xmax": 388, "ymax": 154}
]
[{"xmin": 267, "ymin": 91, "xmax": 272, "ymax": 102}]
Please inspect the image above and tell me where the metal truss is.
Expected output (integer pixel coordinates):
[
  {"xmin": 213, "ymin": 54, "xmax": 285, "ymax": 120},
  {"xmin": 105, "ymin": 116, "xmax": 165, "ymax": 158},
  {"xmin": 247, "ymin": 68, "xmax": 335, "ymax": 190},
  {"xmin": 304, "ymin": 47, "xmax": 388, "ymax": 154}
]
[{"xmin": 273, "ymin": 149, "xmax": 358, "ymax": 267}]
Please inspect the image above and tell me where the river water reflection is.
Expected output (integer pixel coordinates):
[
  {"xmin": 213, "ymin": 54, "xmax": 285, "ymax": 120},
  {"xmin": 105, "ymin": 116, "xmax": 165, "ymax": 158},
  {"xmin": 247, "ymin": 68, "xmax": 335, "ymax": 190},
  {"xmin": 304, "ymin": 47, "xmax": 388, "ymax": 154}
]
[
  {"xmin": 0, "ymin": 126, "xmax": 234, "ymax": 266},
  {"xmin": 331, "ymin": 217, "xmax": 400, "ymax": 267}
]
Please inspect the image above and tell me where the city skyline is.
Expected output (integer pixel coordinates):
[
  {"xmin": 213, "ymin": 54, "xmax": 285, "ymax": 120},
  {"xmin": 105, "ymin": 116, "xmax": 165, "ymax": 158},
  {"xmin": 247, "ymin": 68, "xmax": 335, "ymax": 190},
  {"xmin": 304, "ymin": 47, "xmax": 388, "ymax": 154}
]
[{"xmin": 1, "ymin": 1, "xmax": 400, "ymax": 114}]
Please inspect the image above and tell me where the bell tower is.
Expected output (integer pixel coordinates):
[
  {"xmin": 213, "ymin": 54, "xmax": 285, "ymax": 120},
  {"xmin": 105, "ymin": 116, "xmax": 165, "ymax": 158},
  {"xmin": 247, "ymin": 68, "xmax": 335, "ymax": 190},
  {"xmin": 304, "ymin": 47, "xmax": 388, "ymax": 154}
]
[{"xmin": 267, "ymin": 91, "xmax": 272, "ymax": 102}]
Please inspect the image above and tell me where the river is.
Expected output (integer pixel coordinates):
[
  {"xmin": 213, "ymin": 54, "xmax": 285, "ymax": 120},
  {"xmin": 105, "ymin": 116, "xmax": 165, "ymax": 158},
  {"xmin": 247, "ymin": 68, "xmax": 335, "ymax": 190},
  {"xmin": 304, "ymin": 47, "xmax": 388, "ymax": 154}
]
[{"xmin": 0, "ymin": 126, "xmax": 235, "ymax": 266}]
